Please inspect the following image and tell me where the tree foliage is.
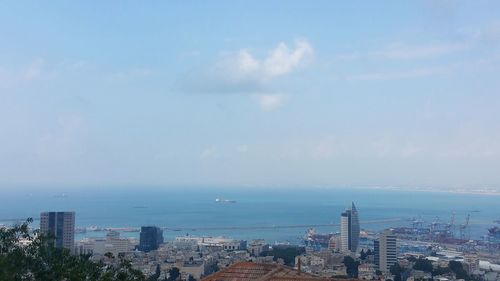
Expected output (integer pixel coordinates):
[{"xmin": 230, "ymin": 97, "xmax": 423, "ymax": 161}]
[
  {"xmin": 448, "ymin": 261, "xmax": 469, "ymax": 280},
  {"xmin": 260, "ymin": 246, "xmax": 305, "ymax": 266},
  {"xmin": 0, "ymin": 219, "xmax": 146, "ymax": 281},
  {"xmin": 359, "ymin": 249, "xmax": 373, "ymax": 260},
  {"xmin": 164, "ymin": 267, "xmax": 180, "ymax": 281},
  {"xmin": 413, "ymin": 257, "xmax": 433, "ymax": 273},
  {"xmin": 390, "ymin": 263, "xmax": 403, "ymax": 281},
  {"xmin": 432, "ymin": 266, "xmax": 451, "ymax": 276},
  {"xmin": 342, "ymin": 256, "xmax": 360, "ymax": 278}
]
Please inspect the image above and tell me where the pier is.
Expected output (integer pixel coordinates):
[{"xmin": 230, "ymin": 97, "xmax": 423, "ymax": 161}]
[{"xmin": 87, "ymin": 218, "xmax": 404, "ymax": 233}]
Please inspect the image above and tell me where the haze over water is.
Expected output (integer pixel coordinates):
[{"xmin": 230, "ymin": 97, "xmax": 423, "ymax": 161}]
[{"xmin": 1, "ymin": 187, "xmax": 499, "ymax": 243}]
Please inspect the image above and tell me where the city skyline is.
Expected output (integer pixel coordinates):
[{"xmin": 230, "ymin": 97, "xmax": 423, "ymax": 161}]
[
  {"xmin": 340, "ymin": 202, "xmax": 360, "ymax": 254},
  {"xmin": 1, "ymin": 2, "xmax": 500, "ymax": 281},
  {"xmin": 1, "ymin": 1, "xmax": 500, "ymax": 189}
]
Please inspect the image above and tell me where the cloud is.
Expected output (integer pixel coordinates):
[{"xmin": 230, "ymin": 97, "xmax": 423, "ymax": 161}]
[
  {"xmin": 0, "ymin": 58, "xmax": 45, "ymax": 88},
  {"xmin": 200, "ymin": 147, "xmax": 218, "ymax": 160},
  {"xmin": 0, "ymin": 58, "xmax": 93, "ymax": 89},
  {"xmin": 262, "ymin": 40, "xmax": 314, "ymax": 76},
  {"xmin": 253, "ymin": 94, "xmax": 286, "ymax": 111},
  {"xmin": 36, "ymin": 114, "xmax": 86, "ymax": 162},
  {"xmin": 342, "ymin": 54, "xmax": 500, "ymax": 82},
  {"xmin": 335, "ymin": 41, "xmax": 468, "ymax": 62},
  {"xmin": 236, "ymin": 144, "xmax": 248, "ymax": 153},
  {"xmin": 108, "ymin": 68, "xmax": 155, "ymax": 81},
  {"xmin": 183, "ymin": 40, "xmax": 313, "ymax": 94},
  {"xmin": 343, "ymin": 64, "xmax": 455, "ymax": 81},
  {"xmin": 23, "ymin": 58, "xmax": 45, "ymax": 81},
  {"xmin": 372, "ymin": 42, "xmax": 467, "ymax": 60},
  {"xmin": 310, "ymin": 137, "xmax": 338, "ymax": 160}
]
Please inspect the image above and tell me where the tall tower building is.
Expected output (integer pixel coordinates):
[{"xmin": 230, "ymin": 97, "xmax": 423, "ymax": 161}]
[
  {"xmin": 138, "ymin": 226, "xmax": 164, "ymax": 252},
  {"xmin": 340, "ymin": 202, "xmax": 360, "ymax": 253},
  {"xmin": 374, "ymin": 229, "xmax": 397, "ymax": 272},
  {"xmin": 40, "ymin": 211, "xmax": 75, "ymax": 252}
]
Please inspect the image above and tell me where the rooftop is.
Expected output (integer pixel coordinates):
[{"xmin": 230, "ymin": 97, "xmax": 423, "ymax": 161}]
[{"xmin": 202, "ymin": 262, "xmax": 358, "ymax": 281}]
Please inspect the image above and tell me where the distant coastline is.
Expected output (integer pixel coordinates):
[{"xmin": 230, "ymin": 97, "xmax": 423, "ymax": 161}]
[{"xmin": 358, "ymin": 186, "xmax": 500, "ymax": 196}]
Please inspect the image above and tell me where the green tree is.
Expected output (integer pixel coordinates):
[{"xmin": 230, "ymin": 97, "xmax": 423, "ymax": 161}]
[
  {"xmin": 390, "ymin": 263, "xmax": 403, "ymax": 281},
  {"xmin": 448, "ymin": 261, "xmax": 469, "ymax": 280},
  {"xmin": 260, "ymin": 246, "xmax": 305, "ymax": 266},
  {"xmin": 166, "ymin": 267, "xmax": 180, "ymax": 281},
  {"xmin": 413, "ymin": 257, "xmax": 433, "ymax": 273},
  {"xmin": 148, "ymin": 264, "xmax": 161, "ymax": 281},
  {"xmin": 0, "ymin": 219, "xmax": 146, "ymax": 281},
  {"xmin": 432, "ymin": 266, "xmax": 451, "ymax": 276},
  {"xmin": 342, "ymin": 256, "xmax": 360, "ymax": 278}
]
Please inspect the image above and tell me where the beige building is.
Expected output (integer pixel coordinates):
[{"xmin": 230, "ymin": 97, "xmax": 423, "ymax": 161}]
[{"xmin": 374, "ymin": 229, "xmax": 397, "ymax": 272}]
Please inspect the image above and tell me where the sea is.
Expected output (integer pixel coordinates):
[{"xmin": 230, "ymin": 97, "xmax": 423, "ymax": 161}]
[{"xmin": 1, "ymin": 187, "xmax": 499, "ymax": 244}]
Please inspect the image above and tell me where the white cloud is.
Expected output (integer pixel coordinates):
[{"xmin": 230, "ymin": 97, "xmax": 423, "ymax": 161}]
[
  {"xmin": 0, "ymin": 58, "xmax": 93, "ymax": 89},
  {"xmin": 401, "ymin": 143, "xmax": 422, "ymax": 158},
  {"xmin": 36, "ymin": 114, "xmax": 86, "ymax": 162},
  {"xmin": 109, "ymin": 68, "xmax": 155, "ymax": 81},
  {"xmin": 184, "ymin": 40, "xmax": 313, "ymax": 94},
  {"xmin": 200, "ymin": 147, "xmax": 218, "ymax": 160},
  {"xmin": 372, "ymin": 42, "xmax": 467, "ymax": 60},
  {"xmin": 343, "ymin": 54, "xmax": 500, "ymax": 82},
  {"xmin": 262, "ymin": 40, "xmax": 313, "ymax": 76},
  {"xmin": 335, "ymin": 41, "xmax": 468, "ymax": 63},
  {"xmin": 253, "ymin": 94, "xmax": 286, "ymax": 111},
  {"xmin": 24, "ymin": 58, "xmax": 44, "ymax": 81},
  {"xmin": 344, "ymin": 64, "xmax": 454, "ymax": 81},
  {"xmin": 310, "ymin": 137, "xmax": 338, "ymax": 160},
  {"xmin": 236, "ymin": 144, "xmax": 248, "ymax": 153}
]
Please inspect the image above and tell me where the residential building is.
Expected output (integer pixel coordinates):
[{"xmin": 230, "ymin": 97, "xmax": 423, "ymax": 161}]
[
  {"xmin": 40, "ymin": 211, "xmax": 75, "ymax": 252},
  {"xmin": 76, "ymin": 231, "xmax": 137, "ymax": 256},
  {"xmin": 174, "ymin": 236, "xmax": 247, "ymax": 251},
  {"xmin": 202, "ymin": 261, "xmax": 359, "ymax": 281},
  {"xmin": 248, "ymin": 239, "xmax": 269, "ymax": 256},
  {"xmin": 138, "ymin": 226, "xmax": 164, "ymax": 252},
  {"xmin": 374, "ymin": 229, "xmax": 397, "ymax": 272}
]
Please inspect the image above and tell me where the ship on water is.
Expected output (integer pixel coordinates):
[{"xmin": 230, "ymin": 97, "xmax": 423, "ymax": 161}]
[
  {"xmin": 489, "ymin": 226, "xmax": 500, "ymax": 239},
  {"xmin": 215, "ymin": 198, "xmax": 236, "ymax": 203},
  {"xmin": 303, "ymin": 228, "xmax": 333, "ymax": 248}
]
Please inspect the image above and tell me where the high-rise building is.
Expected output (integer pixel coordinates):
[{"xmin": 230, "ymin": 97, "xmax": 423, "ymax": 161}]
[
  {"xmin": 340, "ymin": 202, "xmax": 360, "ymax": 253},
  {"xmin": 138, "ymin": 226, "xmax": 164, "ymax": 252},
  {"xmin": 374, "ymin": 229, "xmax": 397, "ymax": 272},
  {"xmin": 40, "ymin": 211, "xmax": 75, "ymax": 252}
]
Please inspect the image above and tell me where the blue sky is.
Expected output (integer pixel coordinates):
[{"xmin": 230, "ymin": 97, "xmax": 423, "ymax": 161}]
[{"xmin": 1, "ymin": 1, "xmax": 500, "ymax": 188}]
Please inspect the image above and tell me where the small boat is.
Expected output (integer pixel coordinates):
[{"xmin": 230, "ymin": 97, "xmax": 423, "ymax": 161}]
[{"xmin": 215, "ymin": 198, "xmax": 236, "ymax": 203}]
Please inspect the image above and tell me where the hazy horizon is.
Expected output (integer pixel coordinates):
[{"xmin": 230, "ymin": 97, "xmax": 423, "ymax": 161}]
[{"xmin": 1, "ymin": 1, "xmax": 500, "ymax": 189}]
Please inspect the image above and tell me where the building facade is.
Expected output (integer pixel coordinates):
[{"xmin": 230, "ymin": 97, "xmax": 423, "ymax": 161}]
[
  {"xmin": 138, "ymin": 226, "xmax": 164, "ymax": 252},
  {"xmin": 374, "ymin": 229, "xmax": 397, "ymax": 272},
  {"xmin": 340, "ymin": 202, "xmax": 360, "ymax": 253},
  {"xmin": 76, "ymin": 231, "xmax": 137, "ymax": 256},
  {"xmin": 40, "ymin": 211, "xmax": 75, "ymax": 252}
]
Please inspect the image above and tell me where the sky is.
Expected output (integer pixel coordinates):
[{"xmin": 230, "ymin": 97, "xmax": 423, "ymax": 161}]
[{"xmin": 1, "ymin": 1, "xmax": 500, "ymax": 189}]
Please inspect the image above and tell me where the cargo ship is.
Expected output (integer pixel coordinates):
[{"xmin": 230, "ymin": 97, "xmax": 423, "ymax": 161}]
[
  {"xmin": 303, "ymin": 228, "xmax": 333, "ymax": 248},
  {"xmin": 488, "ymin": 227, "xmax": 500, "ymax": 239},
  {"xmin": 215, "ymin": 198, "xmax": 236, "ymax": 203}
]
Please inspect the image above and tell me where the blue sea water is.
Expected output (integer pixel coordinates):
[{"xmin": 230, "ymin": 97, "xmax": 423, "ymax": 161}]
[{"xmin": 1, "ymin": 187, "xmax": 499, "ymax": 244}]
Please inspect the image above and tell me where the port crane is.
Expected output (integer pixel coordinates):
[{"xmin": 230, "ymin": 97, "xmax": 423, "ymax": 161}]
[
  {"xmin": 411, "ymin": 216, "xmax": 424, "ymax": 229},
  {"xmin": 459, "ymin": 213, "xmax": 470, "ymax": 240},
  {"xmin": 445, "ymin": 212, "xmax": 456, "ymax": 238}
]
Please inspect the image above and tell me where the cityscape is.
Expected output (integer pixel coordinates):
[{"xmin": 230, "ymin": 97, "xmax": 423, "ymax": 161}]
[
  {"xmin": 1, "ymin": 1, "xmax": 500, "ymax": 281},
  {"xmin": 2, "ymin": 198, "xmax": 497, "ymax": 281}
]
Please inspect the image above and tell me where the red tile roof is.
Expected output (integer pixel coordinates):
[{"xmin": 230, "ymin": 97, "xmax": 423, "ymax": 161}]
[{"xmin": 202, "ymin": 262, "xmax": 358, "ymax": 281}]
